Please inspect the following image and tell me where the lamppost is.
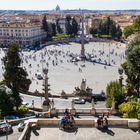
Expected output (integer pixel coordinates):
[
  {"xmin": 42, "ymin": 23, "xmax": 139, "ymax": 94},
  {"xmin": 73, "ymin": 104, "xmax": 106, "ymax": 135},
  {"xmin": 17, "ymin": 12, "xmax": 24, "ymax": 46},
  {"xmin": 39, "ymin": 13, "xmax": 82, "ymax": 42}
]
[
  {"xmin": 42, "ymin": 68, "xmax": 51, "ymax": 111},
  {"xmin": 108, "ymin": 43, "xmax": 111, "ymax": 66},
  {"xmin": 118, "ymin": 67, "xmax": 124, "ymax": 88},
  {"xmin": 80, "ymin": 10, "xmax": 86, "ymax": 59}
]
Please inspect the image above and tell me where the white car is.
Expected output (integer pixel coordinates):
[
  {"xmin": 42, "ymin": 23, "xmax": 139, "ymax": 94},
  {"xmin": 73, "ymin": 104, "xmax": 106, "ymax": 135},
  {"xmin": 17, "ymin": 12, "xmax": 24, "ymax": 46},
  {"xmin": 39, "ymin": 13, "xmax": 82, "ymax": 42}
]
[
  {"xmin": 18, "ymin": 120, "xmax": 29, "ymax": 132},
  {"xmin": 73, "ymin": 98, "xmax": 85, "ymax": 104},
  {"xmin": 36, "ymin": 72, "xmax": 43, "ymax": 80},
  {"xmin": 18, "ymin": 122, "xmax": 25, "ymax": 132},
  {"xmin": 22, "ymin": 102, "xmax": 32, "ymax": 108}
]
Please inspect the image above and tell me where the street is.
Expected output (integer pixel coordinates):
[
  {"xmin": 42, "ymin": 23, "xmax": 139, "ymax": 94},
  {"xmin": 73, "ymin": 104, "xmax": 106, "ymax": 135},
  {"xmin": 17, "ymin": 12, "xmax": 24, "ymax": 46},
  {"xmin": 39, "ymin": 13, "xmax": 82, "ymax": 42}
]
[{"xmin": 20, "ymin": 94, "xmax": 106, "ymax": 109}]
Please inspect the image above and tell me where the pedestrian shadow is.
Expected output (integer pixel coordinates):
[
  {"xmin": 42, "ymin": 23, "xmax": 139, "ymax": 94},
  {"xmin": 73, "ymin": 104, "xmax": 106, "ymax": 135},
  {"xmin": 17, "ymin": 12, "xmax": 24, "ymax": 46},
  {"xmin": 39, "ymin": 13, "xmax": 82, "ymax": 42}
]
[
  {"xmin": 32, "ymin": 129, "xmax": 39, "ymax": 136},
  {"xmin": 106, "ymin": 129, "xmax": 115, "ymax": 136},
  {"xmin": 97, "ymin": 127, "xmax": 115, "ymax": 136},
  {"xmin": 64, "ymin": 127, "xmax": 78, "ymax": 134}
]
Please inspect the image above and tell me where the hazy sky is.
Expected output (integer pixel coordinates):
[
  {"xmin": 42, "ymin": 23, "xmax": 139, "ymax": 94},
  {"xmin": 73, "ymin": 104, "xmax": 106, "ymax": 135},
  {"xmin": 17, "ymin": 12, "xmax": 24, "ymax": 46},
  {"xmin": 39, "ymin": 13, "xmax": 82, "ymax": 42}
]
[{"xmin": 0, "ymin": 0, "xmax": 140, "ymax": 10}]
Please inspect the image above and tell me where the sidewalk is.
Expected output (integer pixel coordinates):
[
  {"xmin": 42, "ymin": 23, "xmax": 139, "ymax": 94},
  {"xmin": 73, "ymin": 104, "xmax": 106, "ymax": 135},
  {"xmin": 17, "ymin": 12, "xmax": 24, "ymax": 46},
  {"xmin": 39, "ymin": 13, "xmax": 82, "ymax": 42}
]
[{"xmin": 30, "ymin": 126, "xmax": 140, "ymax": 140}]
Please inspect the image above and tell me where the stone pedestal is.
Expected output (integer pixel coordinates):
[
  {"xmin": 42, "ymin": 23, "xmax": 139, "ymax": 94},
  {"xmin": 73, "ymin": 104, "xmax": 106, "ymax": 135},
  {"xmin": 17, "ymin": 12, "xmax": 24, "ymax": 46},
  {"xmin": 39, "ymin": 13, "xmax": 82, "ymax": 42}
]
[
  {"xmin": 50, "ymin": 108, "xmax": 57, "ymax": 116},
  {"xmin": 42, "ymin": 105, "xmax": 50, "ymax": 112},
  {"xmin": 90, "ymin": 108, "xmax": 96, "ymax": 115},
  {"xmin": 110, "ymin": 108, "xmax": 118, "ymax": 115},
  {"xmin": 70, "ymin": 108, "xmax": 76, "ymax": 116},
  {"xmin": 128, "ymin": 119, "xmax": 140, "ymax": 129},
  {"xmin": 42, "ymin": 99, "xmax": 51, "ymax": 112}
]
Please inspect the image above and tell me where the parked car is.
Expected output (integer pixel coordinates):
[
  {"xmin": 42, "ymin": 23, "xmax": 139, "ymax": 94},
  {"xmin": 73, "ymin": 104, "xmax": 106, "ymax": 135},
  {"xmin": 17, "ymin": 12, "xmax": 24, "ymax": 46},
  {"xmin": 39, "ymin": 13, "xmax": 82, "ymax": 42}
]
[
  {"xmin": 36, "ymin": 72, "xmax": 43, "ymax": 80},
  {"xmin": 4, "ymin": 115, "xmax": 19, "ymax": 120},
  {"xmin": 22, "ymin": 102, "xmax": 32, "ymax": 108},
  {"xmin": 0, "ymin": 121, "xmax": 13, "ymax": 134},
  {"xmin": 18, "ymin": 122, "xmax": 25, "ymax": 132},
  {"xmin": 24, "ymin": 112, "xmax": 35, "ymax": 117},
  {"xmin": 73, "ymin": 98, "xmax": 85, "ymax": 104},
  {"xmin": 18, "ymin": 120, "xmax": 29, "ymax": 132},
  {"xmin": 92, "ymin": 92, "xmax": 106, "ymax": 101}
]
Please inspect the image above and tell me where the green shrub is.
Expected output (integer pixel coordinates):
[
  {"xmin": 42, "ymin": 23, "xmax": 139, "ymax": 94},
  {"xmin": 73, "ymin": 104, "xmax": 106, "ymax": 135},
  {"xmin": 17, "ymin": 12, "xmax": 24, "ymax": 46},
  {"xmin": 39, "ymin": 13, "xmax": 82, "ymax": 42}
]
[
  {"xmin": 16, "ymin": 106, "xmax": 29, "ymax": 117},
  {"xmin": 119, "ymin": 101, "xmax": 140, "ymax": 118},
  {"xmin": 106, "ymin": 80, "xmax": 125, "ymax": 108}
]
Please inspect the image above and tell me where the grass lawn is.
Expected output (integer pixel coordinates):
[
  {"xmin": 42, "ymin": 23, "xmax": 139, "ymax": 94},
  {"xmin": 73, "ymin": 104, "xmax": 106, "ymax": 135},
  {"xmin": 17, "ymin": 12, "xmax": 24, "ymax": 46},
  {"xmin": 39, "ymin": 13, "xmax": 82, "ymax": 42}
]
[{"xmin": 52, "ymin": 34, "xmax": 71, "ymax": 39}]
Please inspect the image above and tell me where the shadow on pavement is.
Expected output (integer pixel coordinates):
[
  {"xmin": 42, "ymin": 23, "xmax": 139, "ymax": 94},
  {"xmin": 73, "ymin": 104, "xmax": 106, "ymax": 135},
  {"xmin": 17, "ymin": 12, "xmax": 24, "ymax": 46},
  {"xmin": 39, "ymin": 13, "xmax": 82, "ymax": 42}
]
[
  {"xmin": 97, "ymin": 127, "xmax": 115, "ymax": 136},
  {"xmin": 64, "ymin": 127, "xmax": 78, "ymax": 134}
]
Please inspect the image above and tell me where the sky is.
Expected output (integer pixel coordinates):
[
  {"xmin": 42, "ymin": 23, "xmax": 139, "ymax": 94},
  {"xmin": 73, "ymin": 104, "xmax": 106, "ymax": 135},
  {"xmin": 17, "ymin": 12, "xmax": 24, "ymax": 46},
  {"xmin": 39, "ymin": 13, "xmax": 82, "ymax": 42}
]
[{"xmin": 0, "ymin": 0, "xmax": 140, "ymax": 10}]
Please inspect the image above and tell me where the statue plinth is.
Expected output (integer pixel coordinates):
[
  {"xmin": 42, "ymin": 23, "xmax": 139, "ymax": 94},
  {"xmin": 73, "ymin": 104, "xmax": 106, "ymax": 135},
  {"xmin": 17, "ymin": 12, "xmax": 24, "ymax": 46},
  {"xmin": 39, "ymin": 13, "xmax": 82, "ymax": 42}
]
[
  {"xmin": 90, "ymin": 108, "xmax": 96, "ymax": 115},
  {"xmin": 42, "ymin": 99, "xmax": 51, "ymax": 112},
  {"xmin": 70, "ymin": 108, "xmax": 76, "ymax": 116}
]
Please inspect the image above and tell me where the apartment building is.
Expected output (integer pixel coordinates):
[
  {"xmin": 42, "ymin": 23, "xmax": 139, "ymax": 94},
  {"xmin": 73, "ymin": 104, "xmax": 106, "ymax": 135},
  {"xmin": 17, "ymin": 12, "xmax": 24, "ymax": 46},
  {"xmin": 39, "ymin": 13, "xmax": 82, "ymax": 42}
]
[{"xmin": 0, "ymin": 21, "xmax": 46, "ymax": 47}]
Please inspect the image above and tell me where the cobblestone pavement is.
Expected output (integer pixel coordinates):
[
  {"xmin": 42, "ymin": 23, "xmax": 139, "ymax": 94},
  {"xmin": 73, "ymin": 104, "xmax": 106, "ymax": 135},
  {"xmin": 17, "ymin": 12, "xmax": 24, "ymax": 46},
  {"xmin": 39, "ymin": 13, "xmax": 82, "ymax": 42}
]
[
  {"xmin": 0, "ymin": 42, "xmax": 126, "ymax": 95},
  {"xmin": 30, "ymin": 126, "xmax": 140, "ymax": 140}
]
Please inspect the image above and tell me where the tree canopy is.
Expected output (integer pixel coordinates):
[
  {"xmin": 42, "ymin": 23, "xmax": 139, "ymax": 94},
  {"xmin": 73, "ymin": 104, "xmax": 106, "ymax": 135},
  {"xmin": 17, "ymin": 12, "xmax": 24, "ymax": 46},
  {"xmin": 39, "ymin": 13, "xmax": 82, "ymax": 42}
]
[
  {"xmin": 90, "ymin": 16, "xmax": 122, "ymax": 40},
  {"xmin": 2, "ymin": 44, "xmax": 31, "ymax": 110},
  {"xmin": 65, "ymin": 16, "xmax": 79, "ymax": 36},
  {"xmin": 106, "ymin": 80, "xmax": 125, "ymax": 108},
  {"xmin": 0, "ymin": 85, "xmax": 14, "ymax": 116},
  {"xmin": 42, "ymin": 15, "xmax": 49, "ymax": 33},
  {"xmin": 122, "ymin": 35, "xmax": 140, "ymax": 95}
]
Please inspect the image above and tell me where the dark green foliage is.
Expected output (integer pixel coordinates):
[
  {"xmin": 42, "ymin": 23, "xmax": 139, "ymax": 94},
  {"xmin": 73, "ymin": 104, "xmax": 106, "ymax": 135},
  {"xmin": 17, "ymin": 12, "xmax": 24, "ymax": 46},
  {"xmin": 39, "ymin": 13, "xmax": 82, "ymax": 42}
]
[
  {"xmin": 90, "ymin": 28, "xmax": 97, "ymax": 36},
  {"xmin": 123, "ymin": 15, "xmax": 140, "ymax": 38},
  {"xmin": 116, "ymin": 25, "xmax": 122, "ymax": 40},
  {"xmin": 119, "ymin": 101, "xmax": 140, "ymax": 119},
  {"xmin": 123, "ymin": 26, "xmax": 134, "ymax": 38},
  {"xmin": 122, "ymin": 35, "xmax": 140, "ymax": 94},
  {"xmin": 51, "ymin": 23, "xmax": 57, "ymax": 36},
  {"xmin": 42, "ymin": 15, "xmax": 49, "ymax": 32},
  {"xmin": 65, "ymin": 16, "xmax": 79, "ymax": 36},
  {"xmin": 90, "ymin": 16, "xmax": 122, "ymax": 40},
  {"xmin": 106, "ymin": 81, "xmax": 125, "ymax": 108},
  {"xmin": 2, "ymin": 44, "xmax": 31, "ymax": 110},
  {"xmin": 16, "ymin": 106, "xmax": 29, "ymax": 117},
  {"xmin": 110, "ymin": 23, "xmax": 116, "ymax": 38},
  {"xmin": 72, "ymin": 17, "xmax": 79, "ymax": 36},
  {"xmin": 133, "ymin": 15, "xmax": 140, "ymax": 32},
  {"xmin": 56, "ymin": 18, "xmax": 63, "ymax": 34},
  {"xmin": 0, "ymin": 85, "xmax": 14, "ymax": 116}
]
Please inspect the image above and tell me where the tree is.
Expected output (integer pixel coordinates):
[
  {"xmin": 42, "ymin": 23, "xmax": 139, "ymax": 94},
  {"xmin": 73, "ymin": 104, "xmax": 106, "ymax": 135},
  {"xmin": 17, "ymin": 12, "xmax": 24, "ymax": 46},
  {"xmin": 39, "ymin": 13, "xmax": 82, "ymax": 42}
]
[
  {"xmin": 122, "ymin": 35, "xmax": 140, "ymax": 94},
  {"xmin": 110, "ymin": 23, "xmax": 116, "ymax": 38},
  {"xmin": 123, "ymin": 26, "xmax": 134, "ymax": 38},
  {"xmin": 105, "ymin": 16, "xmax": 112, "ymax": 35},
  {"xmin": 0, "ymin": 85, "xmax": 14, "ymax": 116},
  {"xmin": 42, "ymin": 15, "xmax": 49, "ymax": 33},
  {"xmin": 106, "ymin": 81, "xmax": 125, "ymax": 108},
  {"xmin": 72, "ymin": 17, "xmax": 79, "ymax": 36},
  {"xmin": 116, "ymin": 25, "xmax": 122, "ymax": 40},
  {"xmin": 56, "ymin": 18, "xmax": 63, "ymax": 34},
  {"xmin": 51, "ymin": 23, "xmax": 57, "ymax": 36},
  {"xmin": 90, "ymin": 27, "xmax": 97, "ymax": 36},
  {"xmin": 65, "ymin": 15, "xmax": 73, "ymax": 35},
  {"xmin": 2, "ymin": 44, "xmax": 31, "ymax": 110},
  {"xmin": 133, "ymin": 15, "xmax": 140, "ymax": 32},
  {"xmin": 119, "ymin": 101, "xmax": 140, "ymax": 119}
]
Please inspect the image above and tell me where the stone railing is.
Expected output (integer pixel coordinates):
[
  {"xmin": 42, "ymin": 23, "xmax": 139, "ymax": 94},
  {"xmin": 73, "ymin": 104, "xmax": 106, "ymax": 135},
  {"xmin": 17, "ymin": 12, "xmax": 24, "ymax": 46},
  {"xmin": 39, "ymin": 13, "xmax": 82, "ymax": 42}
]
[
  {"xmin": 55, "ymin": 108, "xmax": 110, "ymax": 115},
  {"xmin": 8, "ymin": 116, "xmax": 35, "ymax": 125}
]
